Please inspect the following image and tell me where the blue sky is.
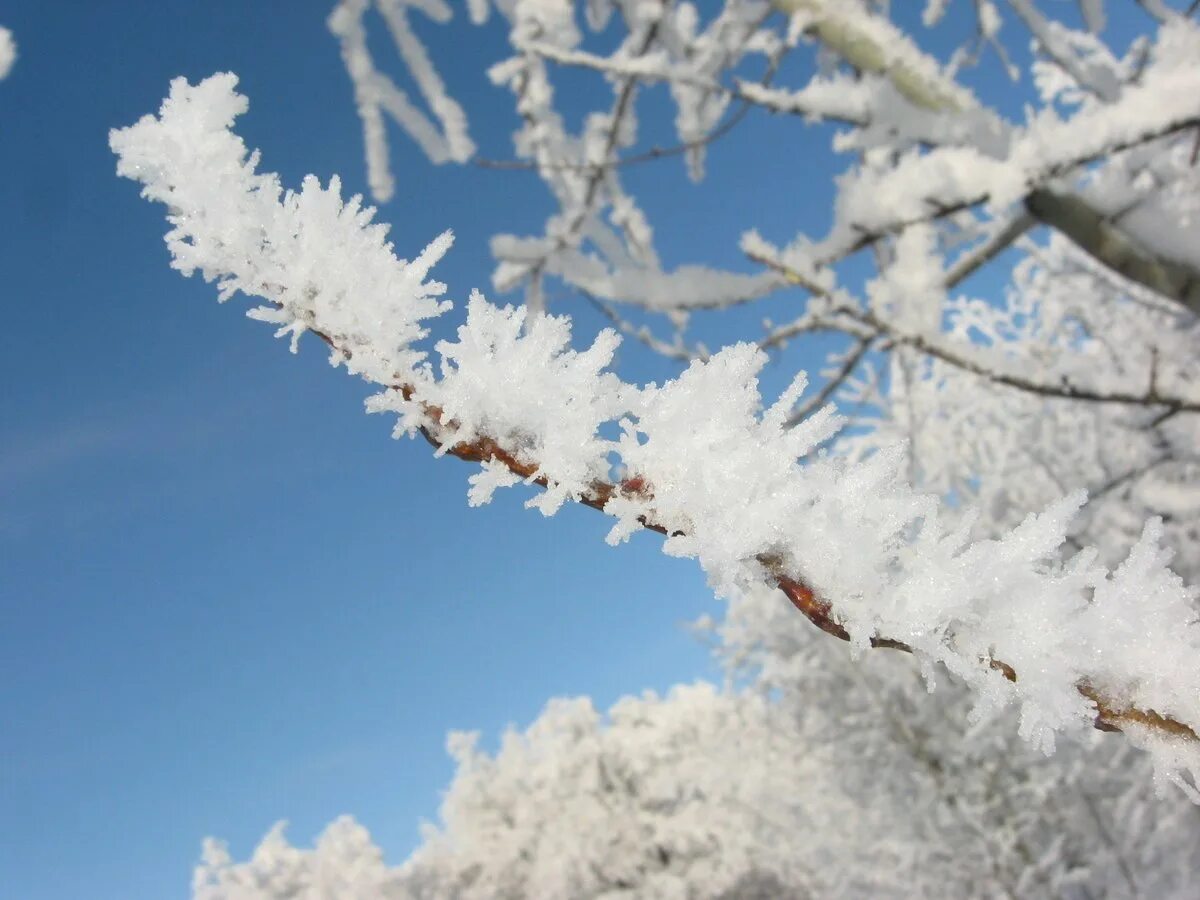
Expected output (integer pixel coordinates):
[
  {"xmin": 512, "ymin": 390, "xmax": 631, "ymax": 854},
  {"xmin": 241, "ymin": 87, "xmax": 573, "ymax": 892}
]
[{"xmin": 0, "ymin": 2, "xmax": 1167, "ymax": 897}]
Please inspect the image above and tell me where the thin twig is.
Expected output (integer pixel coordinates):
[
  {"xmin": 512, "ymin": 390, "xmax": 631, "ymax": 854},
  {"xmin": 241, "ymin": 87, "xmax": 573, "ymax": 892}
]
[
  {"xmin": 586, "ymin": 294, "xmax": 707, "ymax": 362},
  {"xmin": 784, "ymin": 337, "xmax": 873, "ymax": 427}
]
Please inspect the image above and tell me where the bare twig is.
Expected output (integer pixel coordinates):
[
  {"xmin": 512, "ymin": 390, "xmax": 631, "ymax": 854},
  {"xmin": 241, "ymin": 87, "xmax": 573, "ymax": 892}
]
[
  {"xmin": 587, "ymin": 294, "xmax": 708, "ymax": 362},
  {"xmin": 943, "ymin": 211, "xmax": 1037, "ymax": 290},
  {"xmin": 783, "ymin": 337, "xmax": 873, "ymax": 427}
]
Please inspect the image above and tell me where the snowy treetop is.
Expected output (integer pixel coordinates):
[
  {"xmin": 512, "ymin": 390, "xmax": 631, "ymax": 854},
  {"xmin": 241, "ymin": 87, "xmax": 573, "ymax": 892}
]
[{"xmin": 194, "ymin": 683, "xmax": 883, "ymax": 897}]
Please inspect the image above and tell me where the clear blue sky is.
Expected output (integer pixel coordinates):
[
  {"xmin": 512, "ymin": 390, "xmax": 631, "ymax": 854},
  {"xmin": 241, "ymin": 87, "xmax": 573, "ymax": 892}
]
[{"xmin": 0, "ymin": 2, "xmax": 1164, "ymax": 897}]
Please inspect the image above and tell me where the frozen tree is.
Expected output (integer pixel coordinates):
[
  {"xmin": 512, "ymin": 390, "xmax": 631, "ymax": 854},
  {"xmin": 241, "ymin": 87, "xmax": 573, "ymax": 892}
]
[
  {"xmin": 194, "ymin": 684, "xmax": 855, "ymax": 899},
  {"xmin": 192, "ymin": 673, "xmax": 1200, "ymax": 899},
  {"xmin": 395, "ymin": 684, "xmax": 832, "ymax": 898},
  {"xmin": 194, "ymin": 689, "xmax": 768, "ymax": 897},
  {"xmin": 206, "ymin": 679, "xmax": 1173, "ymax": 899},
  {"xmin": 193, "ymin": 817, "xmax": 399, "ymax": 900}
]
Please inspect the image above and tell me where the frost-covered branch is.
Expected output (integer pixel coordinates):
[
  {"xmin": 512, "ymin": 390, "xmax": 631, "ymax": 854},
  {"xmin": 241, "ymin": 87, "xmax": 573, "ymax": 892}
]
[
  {"xmin": 746, "ymin": 240, "xmax": 1200, "ymax": 414},
  {"xmin": 0, "ymin": 26, "xmax": 15, "ymax": 80},
  {"xmin": 114, "ymin": 74, "xmax": 1200, "ymax": 798},
  {"xmin": 778, "ymin": 107, "xmax": 1200, "ymax": 291},
  {"xmin": 1005, "ymin": 0, "xmax": 1122, "ymax": 101},
  {"xmin": 328, "ymin": 0, "xmax": 474, "ymax": 202},
  {"xmin": 1026, "ymin": 186, "xmax": 1200, "ymax": 314},
  {"xmin": 765, "ymin": 2, "xmax": 1200, "ymax": 311},
  {"xmin": 486, "ymin": 3, "xmax": 668, "ymax": 313},
  {"xmin": 772, "ymin": 0, "xmax": 977, "ymax": 112}
]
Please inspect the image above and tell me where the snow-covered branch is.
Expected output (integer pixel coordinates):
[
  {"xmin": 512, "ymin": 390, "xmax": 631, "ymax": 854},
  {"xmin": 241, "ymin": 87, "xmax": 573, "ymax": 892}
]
[
  {"xmin": 765, "ymin": 2, "xmax": 1200, "ymax": 312},
  {"xmin": 114, "ymin": 74, "xmax": 1200, "ymax": 798},
  {"xmin": 328, "ymin": 0, "xmax": 475, "ymax": 202},
  {"xmin": 746, "ymin": 237, "xmax": 1200, "ymax": 415},
  {"xmin": 0, "ymin": 26, "xmax": 15, "ymax": 80},
  {"xmin": 772, "ymin": 0, "xmax": 977, "ymax": 113}
]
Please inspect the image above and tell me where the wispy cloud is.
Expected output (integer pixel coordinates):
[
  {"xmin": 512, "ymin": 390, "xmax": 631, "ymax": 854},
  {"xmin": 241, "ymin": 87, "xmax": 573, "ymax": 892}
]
[{"xmin": 0, "ymin": 420, "xmax": 132, "ymax": 489}]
